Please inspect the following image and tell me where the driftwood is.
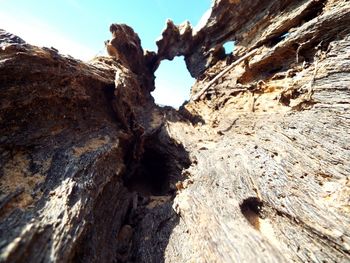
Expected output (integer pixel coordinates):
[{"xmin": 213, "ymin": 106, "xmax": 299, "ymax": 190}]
[{"xmin": 1, "ymin": 0, "xmax": 350, "ymax": 262}]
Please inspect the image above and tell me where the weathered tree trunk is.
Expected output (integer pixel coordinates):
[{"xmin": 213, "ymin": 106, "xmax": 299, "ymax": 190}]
[{"xmin": 1, "ymin": 0, "xmax": 350, "ymax": 262}]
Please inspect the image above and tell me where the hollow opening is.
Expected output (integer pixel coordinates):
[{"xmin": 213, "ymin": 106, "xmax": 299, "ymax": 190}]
[
  {"xmin": 125, "ymin": 144, "xmax": 171, "ymax": 196},
  {"xmin": 223, "ymin": 40, "xmax": 236, "ymax": 55},
  {"xmin": 266, "ymin": 32, "xmax": 289, "ymax": 47},
  {"xmin": 152, "ymin": 56, "xmax": 195, "ymax": 109},
  {"xmin": 240, "ymin": 197, "xmax": 263, "ymax": 230},
  {"xmin": 117, "ymin": 129, "xmax": 191, "ymax": 262},
  {"xmin": 123, "ymin": 129, "xmax": 191, "ymax": 197}
]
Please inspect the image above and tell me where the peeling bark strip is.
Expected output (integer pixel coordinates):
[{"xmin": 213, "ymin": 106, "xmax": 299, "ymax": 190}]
[{"xmin": 1, "ymin": 0, "xmax": 350, "ymax": 262}]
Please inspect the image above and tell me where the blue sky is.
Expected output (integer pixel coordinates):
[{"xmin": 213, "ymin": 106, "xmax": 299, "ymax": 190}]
[{"xmin": 0, "ymin": 0, "xmax": 212, "ymax": 107}]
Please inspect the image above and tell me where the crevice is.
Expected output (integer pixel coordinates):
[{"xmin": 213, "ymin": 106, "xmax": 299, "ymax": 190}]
[
  {"xmin": 124, "ymin": 141, "xmax": 172, "ymax": 196},
  {"xmin": 103, "ymin": 84, "xmax": 121, "ymax": 124},
  {"xmin": 122, "ymin": 125, "xmax": 190, "ymax": 197},
  {"xmin": 236, "ymin": 1, "xmax": 331, "ymax": 85},
  {"xmin": 265, "ymin": 32, "xmax": 290, "ymax": 48},
  {"xmin": 114, "ymin": 112, "xmax": 191, "ymax": 262},
  {"xmin": 240, "ymin": 197, "xmax": 263, "ymax": 231},
  {"xmin": 279, "ymin": 89, "xmax": 302, "ymax": 107},
  {"xmin": 256, "ymin": 0, "xmax": 327, "ymax": 49}
]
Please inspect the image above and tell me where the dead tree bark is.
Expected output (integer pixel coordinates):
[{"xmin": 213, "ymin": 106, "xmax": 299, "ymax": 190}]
[{"xmin": 1, "ymin": 0, "xmax": 350, "ymax": 262}]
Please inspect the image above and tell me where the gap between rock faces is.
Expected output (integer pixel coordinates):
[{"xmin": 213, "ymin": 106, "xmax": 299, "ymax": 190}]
[
  {"xmin": 152, "ymin": 56, "xmax": 195, "ymax": 108},
  {"xmin": 109, "ymin": 0, "xmax": 350, "ymax": 260},
  {"xmin": 0, "ymin": 26, "xmax": 197, "ymax": 262},
  {"xmin": 141, "ymin": 1, "xmax": 350, "ymax": 262},
  {"xmin": 113, "ymin": 109, "xmax": 192, "ymax": 262},
  {"xmin": 123, "ymin": 126, "xmax": 191, "ymax": 197}
]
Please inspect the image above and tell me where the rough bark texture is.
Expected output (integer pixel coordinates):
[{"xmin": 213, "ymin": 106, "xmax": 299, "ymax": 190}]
[{"xmin": 1, "ymin": 0, "xmax": 350, "ymax": 262}]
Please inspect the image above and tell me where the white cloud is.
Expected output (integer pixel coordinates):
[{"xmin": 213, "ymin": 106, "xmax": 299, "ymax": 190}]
[{"xmin": 0, "ymin": 11, "xmax": 95, "ymax": 61}]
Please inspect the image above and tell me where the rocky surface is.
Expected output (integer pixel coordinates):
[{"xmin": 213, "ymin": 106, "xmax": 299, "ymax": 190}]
[
  {"xmin": 1, "ymin": 0, "xmax": 350, "ymax": 262},
  {"xmin": 164, "ymin": 0, "xmax": 350, "ymax": 262},
  {"xmin": 0, "ymin": 25, "xmax": 188, "ymax": 263},
  {"xmin": 155, "ymin": 0, "xmax": 350, "ymax": 79},
  {"xmin": 0, "ymin": 29, "xmax": 131, "ymax": 262}
]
